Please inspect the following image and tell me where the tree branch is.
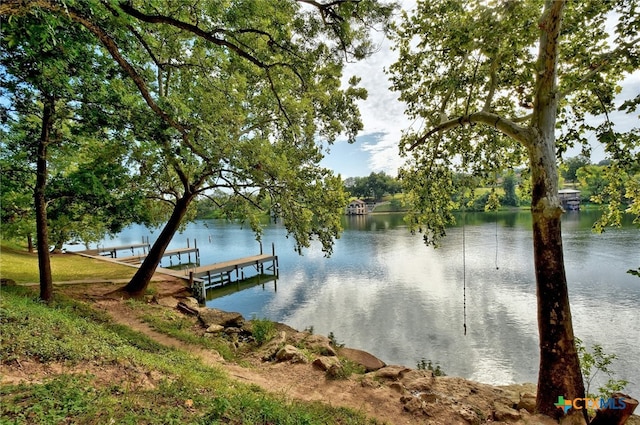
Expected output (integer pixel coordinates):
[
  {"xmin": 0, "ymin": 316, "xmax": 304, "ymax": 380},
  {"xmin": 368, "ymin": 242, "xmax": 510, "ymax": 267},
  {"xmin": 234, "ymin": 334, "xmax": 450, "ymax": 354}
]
[
  {"xmin": 117, "ymin": 2, "xmax": 271, "ymax": 71},
  {"xmin": 407, "ymin": 111, "xmax": 533, "ymax": 151},
  {"xmin": 559, "ymin": 35, "xmax": 640, "ymax": 102}
]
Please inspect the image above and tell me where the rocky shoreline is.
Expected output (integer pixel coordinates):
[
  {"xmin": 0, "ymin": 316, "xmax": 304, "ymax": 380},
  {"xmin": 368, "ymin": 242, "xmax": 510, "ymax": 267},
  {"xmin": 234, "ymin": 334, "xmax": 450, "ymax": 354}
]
[{"xmin": 158, "ymin": 294, "xmax": 640, "ymax": 425}]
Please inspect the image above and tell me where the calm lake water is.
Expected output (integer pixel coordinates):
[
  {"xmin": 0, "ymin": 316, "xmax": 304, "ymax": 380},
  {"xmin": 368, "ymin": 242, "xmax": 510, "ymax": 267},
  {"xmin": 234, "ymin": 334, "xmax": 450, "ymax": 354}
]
[{"xmin": 89, "ymin": 210, "xmax": 640, "ymax": 395}]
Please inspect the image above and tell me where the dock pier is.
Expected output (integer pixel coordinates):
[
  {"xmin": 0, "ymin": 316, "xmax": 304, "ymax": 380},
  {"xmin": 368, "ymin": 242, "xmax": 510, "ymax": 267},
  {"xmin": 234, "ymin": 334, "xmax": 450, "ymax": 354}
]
[
  {"xmin": 116, "ymin": 238, "xmax": 200, "ymax": 266},
  {"xmin": 188, "ymin": 242, "xmax": 278, "ymax": 300},
  {"xmin": 97, "ymin": 236, "xmax": 150, "ymax": 258}
]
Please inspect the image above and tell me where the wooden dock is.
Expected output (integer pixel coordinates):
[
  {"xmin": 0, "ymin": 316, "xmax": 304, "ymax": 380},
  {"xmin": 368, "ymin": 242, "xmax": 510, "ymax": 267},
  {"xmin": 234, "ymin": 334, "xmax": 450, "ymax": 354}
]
[
  {"xmin": 99, "ymin": 238, "xmax": 200, "ymax": 266},
  {"xmin": 97, "ymin": 240, "xmax": 150, "ymax": 258},
  {"xmin": 118, "ymin": 247, "xmax": 200, "ymax": 265},
  {"xmin": 187, "ymin": 243, "xmax": 278, "ymax": 299}
]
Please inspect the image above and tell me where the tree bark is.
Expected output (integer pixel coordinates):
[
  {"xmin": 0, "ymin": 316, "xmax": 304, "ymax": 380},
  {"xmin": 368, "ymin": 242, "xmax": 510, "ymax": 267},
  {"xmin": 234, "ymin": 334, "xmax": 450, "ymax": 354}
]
[
  {"xmin": 35, "ymin": 96, "xmax": 55, "ymax": 302},
  {"xmin": 530, "ymin": 1, "xmax": 585, "ymax": 417},
  {"xmin": 27, "ymin": 234, "xmax": 34, "ymax": 253},
  {"xmin": 530, "ymin": 146, "xmax": 585, "ymax": 418},
  {"xmin": 123, "ymin": 193, "xmax": 194, "ymax": 295}
]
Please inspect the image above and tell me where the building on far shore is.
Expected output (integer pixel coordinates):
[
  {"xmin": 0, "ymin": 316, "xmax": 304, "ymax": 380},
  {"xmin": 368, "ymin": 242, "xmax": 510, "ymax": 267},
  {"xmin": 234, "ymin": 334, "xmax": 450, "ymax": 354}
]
[
  {"xmin": 346, "ymin": 199, "xmax": 367, "ymax": 215},
  {"xmin": 558, "ymin": 188, "xmax": 581, "ymax": 211}
]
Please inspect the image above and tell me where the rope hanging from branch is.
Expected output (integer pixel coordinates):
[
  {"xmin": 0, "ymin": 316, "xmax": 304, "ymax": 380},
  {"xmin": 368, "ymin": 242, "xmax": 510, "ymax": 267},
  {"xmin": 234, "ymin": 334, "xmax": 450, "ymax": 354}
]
[{"xmin": 463, "ymin": 210, "xmax": 467, "ymax": 336}]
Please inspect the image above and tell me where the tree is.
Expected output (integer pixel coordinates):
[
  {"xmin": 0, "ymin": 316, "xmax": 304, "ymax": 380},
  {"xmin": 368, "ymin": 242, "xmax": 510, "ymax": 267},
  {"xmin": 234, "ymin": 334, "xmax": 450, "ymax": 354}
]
[
  {"xmin": 501, "ymin": 171, "xmax": 520, "ymax": 207},
  {"xmin": 389, "ymin": 0, "xmax": 638, "ymax": 418},
  {"xmin": 1, "ymin": 0, "xmax": 395, "ymax": 296},
  {"xmin": 345, "ymin": 172, "xmax": 401, "ymax": 200},
  {"xmin": 1, "ymin": 11, "xmax": 148, "ymax": 300},
  {"xmin": 562, "ymin": 155, "xmax": 591, "ymax": 184}
]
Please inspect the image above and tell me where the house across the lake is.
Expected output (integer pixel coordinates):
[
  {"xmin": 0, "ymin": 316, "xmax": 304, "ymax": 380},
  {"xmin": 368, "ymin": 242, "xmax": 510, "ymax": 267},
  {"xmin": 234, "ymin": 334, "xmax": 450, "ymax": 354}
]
[
  {"xmin": 346, "ymin": 199, "xmax": 368, "ymax": 215},
  {"xmin": 558, "ymin": 188, "xmax": 581, "ymax": 211}
]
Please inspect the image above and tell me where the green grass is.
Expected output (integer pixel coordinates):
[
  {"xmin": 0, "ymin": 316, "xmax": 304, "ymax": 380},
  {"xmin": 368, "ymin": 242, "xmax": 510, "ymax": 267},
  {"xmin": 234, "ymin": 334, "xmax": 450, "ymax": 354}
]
[
  {"xmin": 131, "ymin": 300, "xmax": 238, "ymax": 361},
  {"xmin": 0, "ymin": 241, "xmax": 135, "ymax": 283},
  {"xmin": 0, "ymin": 286, "xmax": 380, "ymax": 424}
]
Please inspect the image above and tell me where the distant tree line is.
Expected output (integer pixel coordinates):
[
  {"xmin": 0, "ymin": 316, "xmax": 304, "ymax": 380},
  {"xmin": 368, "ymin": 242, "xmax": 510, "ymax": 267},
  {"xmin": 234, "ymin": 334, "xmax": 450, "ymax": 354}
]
[{"xmin": 343, "ymin": 172, "xmax": 401, "ymax": 201}]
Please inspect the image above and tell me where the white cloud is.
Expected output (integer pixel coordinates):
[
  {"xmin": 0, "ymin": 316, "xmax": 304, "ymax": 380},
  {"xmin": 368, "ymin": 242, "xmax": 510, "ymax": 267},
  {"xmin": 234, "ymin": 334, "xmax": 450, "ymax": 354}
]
[{"xmin": 328, "ymin": 1, "xmax": 638, "ymax": 177}]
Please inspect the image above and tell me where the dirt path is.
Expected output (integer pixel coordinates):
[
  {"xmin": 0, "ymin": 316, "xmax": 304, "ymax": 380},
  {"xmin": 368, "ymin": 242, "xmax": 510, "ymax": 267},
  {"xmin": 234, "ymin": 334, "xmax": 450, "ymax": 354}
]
[
  {"xmin": 7, "ymin": 278, "xmax": 592, "ymax": 425},
  {"xmin": 71, "ymin": 279, "xmax": 423, "ymax": 425}
]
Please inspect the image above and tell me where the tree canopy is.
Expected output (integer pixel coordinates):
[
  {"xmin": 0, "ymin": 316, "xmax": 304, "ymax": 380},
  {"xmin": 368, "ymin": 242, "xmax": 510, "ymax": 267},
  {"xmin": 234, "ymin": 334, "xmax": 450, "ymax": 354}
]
[
  {"xmin": 389, "ymin": 0, "xmax": 639, "ymax": 418},
  {"xmin": 1, "ymin": 0, "xmax": 396, "ymax": 295}
]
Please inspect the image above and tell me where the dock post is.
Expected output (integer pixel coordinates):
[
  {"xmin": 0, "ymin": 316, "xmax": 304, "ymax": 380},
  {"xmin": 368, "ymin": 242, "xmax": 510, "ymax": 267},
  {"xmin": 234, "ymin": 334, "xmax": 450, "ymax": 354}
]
[{"xmin": 189, "ymin": 272, "xmax": 194, "ymax": 289}]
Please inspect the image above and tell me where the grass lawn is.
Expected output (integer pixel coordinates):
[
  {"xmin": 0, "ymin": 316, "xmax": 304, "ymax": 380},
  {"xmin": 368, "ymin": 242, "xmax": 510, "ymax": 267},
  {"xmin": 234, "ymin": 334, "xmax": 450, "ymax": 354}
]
[
  {"xmin": 0, "ymin": 241, "xmax": 135, "ymax": 283},
  {"xmin": 0, "ymin": 286, "xmax": 378, "ymax": 424}
]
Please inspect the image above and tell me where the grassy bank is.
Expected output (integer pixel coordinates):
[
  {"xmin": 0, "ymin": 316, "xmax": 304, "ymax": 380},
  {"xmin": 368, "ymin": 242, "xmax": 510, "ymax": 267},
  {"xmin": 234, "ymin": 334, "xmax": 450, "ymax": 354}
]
[
  {"xmin": 0, "ymin": 241, "xmax": 135, "ymax": 284},
  {"xmin": 0, "ymin": 286, "xmax": 378, "ymax": 424}
]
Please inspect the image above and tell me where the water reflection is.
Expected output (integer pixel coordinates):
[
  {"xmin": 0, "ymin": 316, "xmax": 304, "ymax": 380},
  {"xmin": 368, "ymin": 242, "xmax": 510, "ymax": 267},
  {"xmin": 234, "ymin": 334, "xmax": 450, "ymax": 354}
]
[{"xmin": 87, "ymin": 210, "xmax": 639, "ymax": 395}]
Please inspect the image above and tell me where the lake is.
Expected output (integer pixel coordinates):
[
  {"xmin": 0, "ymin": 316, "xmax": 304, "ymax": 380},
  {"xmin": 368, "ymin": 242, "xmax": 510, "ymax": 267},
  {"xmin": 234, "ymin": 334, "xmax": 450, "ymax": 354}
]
[{"xmin": 89, "ymin": 210, "xmax": 640, "ymax": 396}]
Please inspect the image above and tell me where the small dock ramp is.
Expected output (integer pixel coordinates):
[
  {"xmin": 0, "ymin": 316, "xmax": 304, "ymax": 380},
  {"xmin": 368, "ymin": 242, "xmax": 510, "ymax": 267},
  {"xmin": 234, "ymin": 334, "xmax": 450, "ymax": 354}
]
[
  {"xmin": 187, "ymin": 243, "xmax": 278, "ymax": 300},
  {"xmin": 97, "ymin": 237, "xmax": 150, "ymax": 258},
  {"xmin": 118, "ymin": 243, "xmax": 200, "ymax": 266}
]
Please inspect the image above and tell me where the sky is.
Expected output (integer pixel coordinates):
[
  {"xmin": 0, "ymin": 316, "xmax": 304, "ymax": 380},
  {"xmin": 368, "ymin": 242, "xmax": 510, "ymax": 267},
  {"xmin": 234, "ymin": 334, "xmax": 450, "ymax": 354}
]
[{"xmin": 321, "ymin": 1, "xmax": 640, "ymax": 179}]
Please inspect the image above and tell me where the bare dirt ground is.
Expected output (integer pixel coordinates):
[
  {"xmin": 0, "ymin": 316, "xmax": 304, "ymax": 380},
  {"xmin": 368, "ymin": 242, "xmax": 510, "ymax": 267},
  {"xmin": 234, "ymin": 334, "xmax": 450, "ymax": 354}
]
[{"xmin": 4, "ymin": 276, "xmax": 636, "ymax": 425}]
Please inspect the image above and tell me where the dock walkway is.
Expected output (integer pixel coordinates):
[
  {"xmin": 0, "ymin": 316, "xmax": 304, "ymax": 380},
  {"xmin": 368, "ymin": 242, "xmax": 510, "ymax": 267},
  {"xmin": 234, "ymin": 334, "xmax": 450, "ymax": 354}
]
[
  {"xmin": 97, "ymin": 242, "xmax": 150, "ymax": 258},
  {"xmin": 187, "ymin": 247, "xmax": 278, "ymax": 299},
  {"xmin": 118, "ymin": 247, "xmax": 200, "ymax": 265}
]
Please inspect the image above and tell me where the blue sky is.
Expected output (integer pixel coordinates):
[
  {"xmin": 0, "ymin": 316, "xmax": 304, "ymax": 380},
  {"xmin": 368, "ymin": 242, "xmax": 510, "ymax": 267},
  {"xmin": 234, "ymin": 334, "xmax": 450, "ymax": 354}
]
[{"xmin": 322, "ymin": 1, "xmax": 640, "ymax": 179}]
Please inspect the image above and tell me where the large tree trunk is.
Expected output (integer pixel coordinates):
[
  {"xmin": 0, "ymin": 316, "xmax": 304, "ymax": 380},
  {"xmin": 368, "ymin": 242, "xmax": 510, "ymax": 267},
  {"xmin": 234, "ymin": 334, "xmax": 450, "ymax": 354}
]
[
  {"xmin": 530, "ymin": 143, "xmax": 585, "ymax": 418},
  {"xmin": 123, "ymin": 193, "xmax": 194, "ymax": 295},
  {"xmin": 36, "ymin": 96, "xmax": 55, "ymax": 302},
  {"xmin": 530, "ymin": 1, "xmax": 585, "ymax": 417}
]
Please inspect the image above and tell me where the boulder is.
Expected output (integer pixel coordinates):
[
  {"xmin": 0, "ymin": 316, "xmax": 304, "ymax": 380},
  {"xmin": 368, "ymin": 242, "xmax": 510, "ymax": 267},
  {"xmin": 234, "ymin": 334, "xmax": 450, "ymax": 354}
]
[
  {"xmin": 493, "ymin": 403, "xmax": 521, "ymax": 422},
  {"xmin": 198, "ymin": 308, "xmax": 244, "ymax": 328},
  {"xmin": 399, "ymin": 369, "xmax": 435, "ymax": 392},
  {"xmin": 371, "ymin": 365, "xmax": 411, "ymax": 381},
  {"xmin": 205, "ymin": 324, "xmax": 224, "ymax": 333},
  {"xmin": 275, "ymin": 345, "xmax": 308, "ymax": 364},
  {"xmin": 182, "ymin": 297, "xmax": 200, "ymax": 309},
  {"xmin": 517, "ymin": 392, "xmax": 537, "ymax": 413},
  {"xmin": 338, "ymin": 347, "xmax": 385, "ymax": 372},
  {"xmin": 326, "ymin": 363, "xmax": 346, "ymax": 379},
  {"xmin": 458, "ymin": 406, "xmax": 482, "ymax": 425},
  {"xmin": 300, "ymin": 334, "xmax": 336, "ymax": 355},
  {"xmin": 312, "ymin": 356, "xmax": 341, "ymax": 372}
]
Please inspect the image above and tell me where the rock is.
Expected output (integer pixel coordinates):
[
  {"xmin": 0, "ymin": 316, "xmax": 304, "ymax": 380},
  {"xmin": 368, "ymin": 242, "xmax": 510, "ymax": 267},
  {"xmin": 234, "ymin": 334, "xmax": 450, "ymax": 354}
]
[
  {"xmin": 177, "ymin": 301, "xmax": 199, "ymax": 316},
  {"xmin": 338, "ymin": 347, "xmax": 386, "ymax": 372},
  {"xmin": 312, "ymin": 357, "xmax": 341, "ymax": 372},
  {"xmin": 182, "ymin": 297, "xmax": 200, "ymax": 308},
  {"xmin": 205, "ymin": 324, "xmax": 224, "ymax": 333},
  {"xmin": 260, "ymin": 331, "xmax": 287, "ymax": 361},
  {"xmin": 399, "ymin": 369, "xmax": 435, "ymax": 393},
  {"xmin": 300, "ymin": 334, "xmax": 336, "ymax": 355},
  {"xmin": 388, "ymin": 382, "xmax": 404, "ymax": 393},
  {"xmin": 275, "ymin": 345, "xmax": 308, "ymax": 364},
  {"xmin": 517, "ymin": 392, "xmax": 537, "ymax": 413},
  {"xmin": 402, "ymin": 397, "xmax": 428, "ymax": 416},
  {"xmin": 317, "ymin": 344, "xmax": 337, "ymax": 356},
  {"xmin": 372, "ymin": 365, "xmax": 412, "ymax": 381},
  {"xmin": 360, "ymin": 376, "xmax": 382, "ymax": 389},
  {"xmin": 326, "ymin": 363, "xmax": 345, "ymax": 379},
  {"xmin": 156, "ymin": 296, "xmax": 179, "ymax": 308},
  {"xmin": 493, "ymin": 403, "xmax": 521, "ymax": 422},
  {"xmin": 1, "ymin": 278, "xmax": 16, "ymax": 286},
  {"xmin": 198, "ymin": 308, "xmax": 244, "ymax": 328},
  {"xmin": 458, "ymin": 406, "xmax": 482, "ymax": 425}
]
